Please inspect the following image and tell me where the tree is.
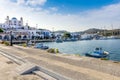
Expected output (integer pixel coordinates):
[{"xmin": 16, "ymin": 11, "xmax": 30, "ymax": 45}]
[
  {"xmin": 0, "ymin": 28, "xmax": 3, "ymax": 33},
  {"xmin": 63, "ymin": 32, "xmax": 71, "ymax": 39}
]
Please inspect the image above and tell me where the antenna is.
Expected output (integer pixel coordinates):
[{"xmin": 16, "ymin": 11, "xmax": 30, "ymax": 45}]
[
  {"xmin": 111, "ymin": 24, "xmax": 113, "ymax": 30},
  {"xmin": 26, "ymin": 20, "xmax": 28, "ymax": 26},
  {"xmin": 52, "ymin": 27, "xmax": 54, "ymax": 32},
  {"xmin": 36, "ymin": 24, "xmax": 38, "ymax": 29},
  {"xmin": 111, "ymin": 24, "xmax": 113, "ymax": 36},
  {"xmin": 104, "ymin": 26, "xmax": 106, "ymax": 36}
]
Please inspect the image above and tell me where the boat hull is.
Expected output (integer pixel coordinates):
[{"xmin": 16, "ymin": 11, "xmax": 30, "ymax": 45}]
[{"xmin": 85, "ymin": 53, "xmax": 108, "ymax": 58}]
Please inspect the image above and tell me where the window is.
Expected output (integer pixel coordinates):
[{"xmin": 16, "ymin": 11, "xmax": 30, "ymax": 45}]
[{"xmin": 14, "ymin": 21, "xmax": 16, "ymax": 23}]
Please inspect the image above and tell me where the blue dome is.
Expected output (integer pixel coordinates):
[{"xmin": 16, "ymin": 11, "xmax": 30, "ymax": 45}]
[{"xmin": 12, "ymin": 17, "xmax": 17, "ymax": 20}]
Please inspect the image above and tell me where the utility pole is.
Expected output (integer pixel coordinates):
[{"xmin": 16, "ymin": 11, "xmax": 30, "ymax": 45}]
[
  {"xmin": 10, "ymin": 31, "xmax": 13, "ymax": 46},
  {"xmin": 52, "ymin": 27, "xmax": 55, "ymax": 39},
  {"xmin": 111, "ymin": 24, "xmax": 113, "ymax": 36},
  {"xmin": 104, "ymin": 26, "xmax": 106, "ymax": 36},
  {"xmin": 36, "ymin": 24, "xmax": 38, "ymax": 29}
]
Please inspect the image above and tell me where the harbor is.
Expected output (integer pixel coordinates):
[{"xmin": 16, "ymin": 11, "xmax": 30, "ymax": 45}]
[
  {"xmin": 0, "ymin": 0, "xmax": 120, "ymax": 79},
  {"xmin": 43, "ymin": 39, "xmax": 120, "ymax": 61},
  {"xmin": 0, "ymin": 44, "xmax": 120, "ymax": 80},
  {"xmin": 1, "ymin": 37, "xmax": 120, "ymax": 61}
]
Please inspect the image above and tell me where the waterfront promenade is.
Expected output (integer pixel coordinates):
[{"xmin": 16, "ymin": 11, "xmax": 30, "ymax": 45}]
[
  {"xmin": 0, "ymin": 52, "xmax": 41, "ymax": 80},
  {"xmin": 0, "ymin": 44, "xmax": 120, "ymax": 80},
  {"xmin": 1, "ymin": 39, "xmax": 54, "ymax": 44}
]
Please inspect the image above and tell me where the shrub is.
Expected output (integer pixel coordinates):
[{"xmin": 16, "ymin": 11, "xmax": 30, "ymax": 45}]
[
  {"xmin": 47, "ymin": 48, "xmax": 60, "ymax": 54},
  {"xmin": 22, "ymin": 43, "xmax": 27, "ymax": 47},
  {"xmin": 101, "ymin": 58, "xmax": 109, "ymax": 60},
  {"xmin": 56, "ymin": 48, "xmax": 59, "ymax": 53},
  {"xmin": 47, "ymin": 48, "xmax": 55, "ymax": 53},
  {"xmin": 75, "ymin": 54, "xmax": 81, "ymax": 56},
  {"xmin": 4, "ymin": 41, "xmax": 9, "ymax": 46}
]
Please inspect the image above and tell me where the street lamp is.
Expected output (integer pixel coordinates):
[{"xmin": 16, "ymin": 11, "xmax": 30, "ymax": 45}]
[{"xmin": 10, "ymin": 31, "xmax": 13, "ymax": 46}]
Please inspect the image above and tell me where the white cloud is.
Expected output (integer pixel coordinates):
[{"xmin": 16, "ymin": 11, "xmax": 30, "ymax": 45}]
[
  {"xmin": 49, "ymin": 7, "xmax": 58, "ymax": 12},
  {"xmin": 17, "ymin": 0, "xmax": 25, "ymax": 5},
  {"xmin": 16, "ymin": 0, "xmax": 47, "ymax": 6},
  {"xmin": 79, "ymin": 2, "xmax": 120, "ymax": 29},
  {"xmin": 26, "ymin": 0, "xmax": 47, "ymax": 6},
  {"xmin": 0, "ymin": 0, "xmax": 120, "ymax": 32}
]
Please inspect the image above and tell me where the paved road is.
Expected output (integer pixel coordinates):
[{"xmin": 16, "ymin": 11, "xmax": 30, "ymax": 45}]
[{"xmin": 0, "ymin": 44, "xmax": 120, "ymax": 80}]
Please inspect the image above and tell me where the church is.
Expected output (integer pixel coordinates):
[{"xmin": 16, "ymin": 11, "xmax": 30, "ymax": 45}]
[
  {"xmin": 0, "ymin": 16, "xmax": 52, "ymax": 41},
  {"xmin": 0, "ymin": 16, "xmax": 28, "ymax": 30}
]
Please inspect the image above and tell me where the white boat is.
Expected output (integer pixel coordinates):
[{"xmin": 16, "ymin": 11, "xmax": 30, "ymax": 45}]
[
  {"xmin": 28, "ymin": 40, "xmax": 33, "ymax": 45},
  {"xmin": 99, "ymin": 36, "xmax": 108, "ymax": 40},
  {"xmin": 71, "ymin": 38, "xmax": 78, "ymax": 41},
  {"xmin": 34, "ymin": 43, "xmax": 49, "ymax": 49},
  {"xmin": 107, "ymin": 36, "xmax": 116, "ymax": 39},
  {"xmin": 56, "ymin": 38, "xmax": 63, "ymax": 43},
  {"xmin": 85, "ymin": 47, "xmax": 109, "ymax": 58}
]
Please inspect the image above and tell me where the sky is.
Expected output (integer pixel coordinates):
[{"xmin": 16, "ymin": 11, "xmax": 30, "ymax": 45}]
[{"xmin": 0, "ymin": 0, "xmax": 120, "ymax": 32}]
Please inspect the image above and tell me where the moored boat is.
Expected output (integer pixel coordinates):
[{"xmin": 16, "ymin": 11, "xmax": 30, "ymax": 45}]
[
  {"xmin": 71, "ymin": 38, "xmax": 78, "ymax": 41},
  {"xmin": 85, "ymin": 47, "xmax": 109, "ymax": 58},
  {"xmin": 28, "ymin": 40, "xmax": 34, "ymax": 45},
  {"xmin": 34, "ymin": 43, "xmax": 49, "ymax": 49},
  {"xmin": 56, "ymin": 39, "xmax": 63, "ymax": 43}
]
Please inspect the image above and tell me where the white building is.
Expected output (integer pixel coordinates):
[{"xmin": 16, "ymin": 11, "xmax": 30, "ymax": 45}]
[
  {"xmin": 0, "ymin": 16, "xmax": 52, "ymax": 40},
  {"xmin": 0, "ymin": 16, "xmax": 25, "ymax": 29},
  {"xmin": 0, "ymin": 29, "xmax": 53, "ymax": 40},
  {"xmin": 81, "ymin": 33, "xmax": 95, "ymax": 40}
]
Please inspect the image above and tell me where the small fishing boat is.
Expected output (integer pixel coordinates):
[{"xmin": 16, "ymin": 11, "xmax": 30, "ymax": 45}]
[
  {"xmin": 71, "ymin": 38, "xmax": 78, "ymax": 41},
  {"xmin": 56, "ymin": 39, "xmax": 63, "ymax": 43},
  {"xmin": 28, "ymin": 40, "xmax": 34, "ymax": 45},
  {"xmin": 34, "ymin": 43, "xmax": 49, "ymax": 49},
  {"xmin": 99, "ymin": 37, "xmax": 108, "ymax": 40},
  {"xmin": 63, "ymin": 39, "xmax": 71, "ymax": 42},
  {"xmin": 85, "ymin": 47, "xmax": 109, "ymax": 58}
]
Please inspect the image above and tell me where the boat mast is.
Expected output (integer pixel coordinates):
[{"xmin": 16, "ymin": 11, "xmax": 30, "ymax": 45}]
[
  {"xmin": 111, "ymin": 24, "xmax": 113, "ymax": 36},
  {"xmin": 104, "ymin": 26, "xmax": 106, "ymax": 37}
]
